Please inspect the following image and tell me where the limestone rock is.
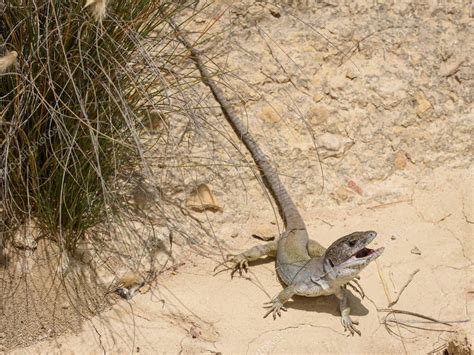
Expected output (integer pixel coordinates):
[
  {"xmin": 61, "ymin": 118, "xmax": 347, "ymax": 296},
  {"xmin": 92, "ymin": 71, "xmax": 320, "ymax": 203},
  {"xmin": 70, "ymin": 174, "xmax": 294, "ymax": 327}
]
[
  {"xmin": 186, "ymin": 184, "xmax": 223, "ymax": 212},
  {"xmin": 308, "ymin": 105, "xmax": 329, "ymax": 125},
  {"xmin": 251, "ymin": 224, "xmax": 276, "ymax": 241},
  {"xmin": 257, "ymin": 105, "xmax": 282, "ymax": 123},
  {"xmin": 394, "ymin": 150, "xmax": 408, "ymax": 170},
  {"xmin": 440, "ymin": 56, "xmax": 465, "ymax": 77},
  {"xmin": 316, "ymin": 133, "xmax": 353, "ymax": 159},
  {"xmin": 414, "ymin": 91, "xmax": 432, "ymax": 117}
]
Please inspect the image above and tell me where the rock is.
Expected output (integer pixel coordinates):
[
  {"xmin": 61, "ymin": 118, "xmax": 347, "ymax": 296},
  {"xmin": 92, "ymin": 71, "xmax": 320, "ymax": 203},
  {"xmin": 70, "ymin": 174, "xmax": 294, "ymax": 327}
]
[
  {"xmin": 12, "ymin": 220, "xmax": 41, "ymax": 250},
  {"xmin": 440, "ymin": 56, "xmax": 465, "ymax": 77},
  {"xmin": 346, "ymin": 69, "xmax": 358, "ymax": 80},
  {"xmin": 189, "ymin": 325, "xmax": 202, "ymax": 339},
  {"xmin": 257, "ymin": 105, "xmax": 282, "ymax": 123},
  {"xmin": 411, "ymin": 246, "xmax": 421, "ymax": 255},
  {"xmin": 414, "ymin": 91, "xmax": 432, "ymax": 117},
  {"xmin": 347, "ymin": 180, "xmax": 363, "ymax": 195},
  {"xmin": 308, "ymin": 105, "xmax": 329, "ymax": 125},
  {"xmin": 325, "ymin": 74, "xmax": 346, "ymax": 100},
  {"xmin": 0, "ymin": 332, "xmax": 5, "ymax": 338},
  {"xmin": 332, "ymin": 186, "xmax": 354, "ymax": 203},
  {"xmin": 115, "ymin": 272, "xmax": 145, "ymax": 300},
  {"xmin": 391, "ymin": 235, "xmax": 396, "ymax": 240},
  {"xmin": 315, "ymin": 133, "xmax": 353, "ymax": 159},
  {"xmin": 394, "ymin": 150, "xmax": 408, "ymax": 170},
  {"xmin": 186, "ymin": 184, "xmax": 223, "ymax": 213},
  {"xmin": 313, "ymin": 93, "xmax": 324, "ymax": 103},
  {"xmin": 446, "ymin": 334, "xmax": 472, "ymax": 355},
  {"xmin": 251, "ymin": 225, "xmax": 275, "ymax": 241}
]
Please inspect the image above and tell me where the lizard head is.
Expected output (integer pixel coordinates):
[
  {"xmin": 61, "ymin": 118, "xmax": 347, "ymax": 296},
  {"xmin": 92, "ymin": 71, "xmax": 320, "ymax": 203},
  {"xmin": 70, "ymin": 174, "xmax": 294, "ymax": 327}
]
[{"xmin": 323, "ymin": 231, "xmax": 384, "ymax": 280}]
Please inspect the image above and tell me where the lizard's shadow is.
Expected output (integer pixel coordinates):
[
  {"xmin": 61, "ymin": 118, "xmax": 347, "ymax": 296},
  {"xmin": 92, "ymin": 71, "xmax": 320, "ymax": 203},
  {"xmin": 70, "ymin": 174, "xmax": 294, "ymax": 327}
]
[{"xmin": 286, "ymin": 291, "xmax": 369, "ymax": 317}]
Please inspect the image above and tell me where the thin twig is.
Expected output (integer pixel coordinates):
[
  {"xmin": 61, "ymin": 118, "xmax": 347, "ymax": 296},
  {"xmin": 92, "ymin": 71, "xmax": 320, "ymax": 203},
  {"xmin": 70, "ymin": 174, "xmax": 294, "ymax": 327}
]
[
  {"xmin": 379, "ymin": 308, "xmax": 453, "ymax": 327},
  {"xmin": 388, "ymin": 269, "xmax": 419, "ymax": 307}
]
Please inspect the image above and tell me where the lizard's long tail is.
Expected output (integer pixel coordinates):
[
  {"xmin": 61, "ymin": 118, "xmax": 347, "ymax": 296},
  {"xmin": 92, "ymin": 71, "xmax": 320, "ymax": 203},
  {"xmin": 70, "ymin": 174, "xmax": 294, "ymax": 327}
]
[{"xmin": 173, "ymin": 27, "xmax": 305, "ymax": 231}]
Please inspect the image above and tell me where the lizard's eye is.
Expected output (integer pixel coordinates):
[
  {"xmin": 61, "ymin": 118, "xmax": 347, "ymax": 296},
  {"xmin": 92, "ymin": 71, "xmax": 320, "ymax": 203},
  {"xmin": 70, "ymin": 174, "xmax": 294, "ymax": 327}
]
[{"xmin": 348, "ymin": 240, "xmax": 356, "ymax": 247}]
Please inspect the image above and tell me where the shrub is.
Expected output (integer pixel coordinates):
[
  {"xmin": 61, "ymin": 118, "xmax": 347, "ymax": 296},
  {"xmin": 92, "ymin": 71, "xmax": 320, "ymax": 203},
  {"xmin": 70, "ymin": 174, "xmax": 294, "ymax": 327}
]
[{"xmin": 0, "ymin": 0, "xmax": 192, "ymax": 252}]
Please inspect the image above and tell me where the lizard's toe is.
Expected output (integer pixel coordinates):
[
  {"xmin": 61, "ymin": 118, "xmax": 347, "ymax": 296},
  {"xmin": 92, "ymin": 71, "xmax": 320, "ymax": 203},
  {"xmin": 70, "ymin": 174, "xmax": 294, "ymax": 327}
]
[
  {"xmin": 228, "ymin": 254, "xmax": 249, "ymax": 278},
  {"xmin": 263, "ymin": 299, "xmax": 285, "ymax": 320},
  {"xmin": 341, "ymin": 315, "xmax": 361, "ymax": 336}
]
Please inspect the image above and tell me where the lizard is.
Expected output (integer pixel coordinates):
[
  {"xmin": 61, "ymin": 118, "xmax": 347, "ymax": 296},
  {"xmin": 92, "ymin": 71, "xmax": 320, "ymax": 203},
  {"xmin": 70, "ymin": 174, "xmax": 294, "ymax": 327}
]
[{"xmin": 173, "ymin": 25, "xmax": 384, "ymax": 336}]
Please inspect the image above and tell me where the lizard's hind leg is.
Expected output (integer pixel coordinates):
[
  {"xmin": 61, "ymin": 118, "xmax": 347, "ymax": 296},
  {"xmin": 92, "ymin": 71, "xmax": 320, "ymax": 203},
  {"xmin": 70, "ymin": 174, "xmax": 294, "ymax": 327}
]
[{"xmin": 216, "ymin": 241, "xmax": 277, "ymax": 277}]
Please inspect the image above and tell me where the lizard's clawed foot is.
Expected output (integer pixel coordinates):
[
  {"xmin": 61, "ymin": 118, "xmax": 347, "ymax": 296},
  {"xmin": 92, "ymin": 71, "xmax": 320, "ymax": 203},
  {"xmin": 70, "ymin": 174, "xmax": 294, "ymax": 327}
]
[
  {"xmin": 213, "ymin": 254, "xmax": 249, "ymax": 278},
  {"xmin": 263, "ymin": 298, "xmax": 287, "ymax": 320},
  {"xmin": 341, "ymin": 314, "xmax": 361, "ymax": 336}
]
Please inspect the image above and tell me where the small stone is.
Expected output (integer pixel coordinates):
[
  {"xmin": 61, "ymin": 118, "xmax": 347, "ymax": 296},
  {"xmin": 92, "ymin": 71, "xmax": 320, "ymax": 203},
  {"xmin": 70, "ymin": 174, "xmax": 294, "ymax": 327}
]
[
  {"xmin": 61, "ymin": 302, "xmax": 69, "ymax": 309},
  {"xmin": 0, "ymin": 332, "xmax": 5, "ymax": 338},
  {"xmin": 394, "ymin": 150, "xmax": 408, "ymax": 170},
  {"xmin": 391, "ymin": 235, "xmax": 396, "ymax": 240},
  {"xmin": 257, "ymin": 105, "xmax": 281, "ymax": 123},
  {"xmin": 252, "ymin": 225, "xmax": 275, "ymax": 241},
  {"xmin": 347, "ymin": 180, "xmax": 363, "ymax": 195},
  {"xmin": 313, "ymin": 93, "xmax": 324, "ymax": 103},
  {"xmin": 189, "ymin": 326, "xmax": 201, "ymax": 339},
  {"xmin": 316, "ymin": 133, "xmax": 353, "ymax": 159},
  {"xmin": 230, "ymin": 231, "xmax": 239, "ymax": 238},
  {"xmin": 411, "ymin": 246, "xmax": 422, "ymax": 255},
  {"xmin": 333, "ymin": 186, "xmax": 354, "ymax": 203},
  {"xmin": 186, "ymin": 184, "xmax": 223, "ymax": 213},
  {"xmin": 308, "ymin": 106, "xmax": 329, "ymax": 125},
  {"xmin": 414, "ymin": 91, "xmax": 432, "ymax": 117},
  {"xmin": 346, "ymin": 69, "xmax": 358, "ymax": 80}
]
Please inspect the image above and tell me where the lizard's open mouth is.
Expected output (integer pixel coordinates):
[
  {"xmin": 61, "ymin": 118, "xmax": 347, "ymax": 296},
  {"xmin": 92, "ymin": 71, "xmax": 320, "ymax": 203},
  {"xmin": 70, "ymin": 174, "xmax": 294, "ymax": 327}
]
[
  {"xmin": 354, "ymin": 246, "xmax": 384, "ymax": 260},
  {"xmin": 355, "ymin": 248, "xmax": 374, "ymax": 258}
]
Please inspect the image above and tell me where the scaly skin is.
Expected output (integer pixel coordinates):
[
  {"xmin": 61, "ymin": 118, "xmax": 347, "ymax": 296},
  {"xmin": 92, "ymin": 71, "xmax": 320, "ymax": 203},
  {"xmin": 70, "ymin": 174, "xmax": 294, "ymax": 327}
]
[{"xmin": 176, "ymin": 33, "xmax": 385, "ymax": 336}]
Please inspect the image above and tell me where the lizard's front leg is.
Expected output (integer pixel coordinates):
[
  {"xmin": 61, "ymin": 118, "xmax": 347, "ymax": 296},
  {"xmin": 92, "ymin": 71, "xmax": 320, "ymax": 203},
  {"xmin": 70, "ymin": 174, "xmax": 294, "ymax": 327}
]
[
  {"xmin": 335, "ymin": 287, "xmax": 361, "ymax": 336},
  {"xmin": 263, "ymin": 284, "xmax": 297, "ymax": 320},
  {"xmin": 216, "ymin": 241, "xmax": 277, "ymax": 277}
]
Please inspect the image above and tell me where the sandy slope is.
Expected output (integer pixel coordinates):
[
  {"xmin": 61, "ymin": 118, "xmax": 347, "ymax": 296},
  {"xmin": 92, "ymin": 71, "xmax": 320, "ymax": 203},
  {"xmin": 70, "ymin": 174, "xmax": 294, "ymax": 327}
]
[{"xmin": 19, "ymin": 167, "xmax": 473, "ymax": 353}]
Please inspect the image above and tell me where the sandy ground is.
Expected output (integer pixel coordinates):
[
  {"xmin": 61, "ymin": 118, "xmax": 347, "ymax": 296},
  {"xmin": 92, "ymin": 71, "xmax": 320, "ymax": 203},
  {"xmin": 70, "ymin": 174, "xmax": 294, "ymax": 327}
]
[
  {"xmin": 6, "ymin": 0, "xmax": 474, "ymax": 354},
  {"xmin": 18, "ymin": 168, "xmax": 473, "ymax": 354}
]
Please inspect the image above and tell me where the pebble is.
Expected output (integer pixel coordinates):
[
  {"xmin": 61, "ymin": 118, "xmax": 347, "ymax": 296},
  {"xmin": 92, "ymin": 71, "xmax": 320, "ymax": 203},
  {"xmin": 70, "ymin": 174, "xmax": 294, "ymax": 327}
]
[
  {"xmin": 394, "ymin": 150, "xmax": 408, "ymax": 170},
  {"xmin": 333, "ymin": 186, "xmax": 354, "ymax": 203},
  {"xmin": 411, "ymin": 246, "xmax": 422, "ymax": 255},
  {"xmin": 346, "ymin": 69, "xmax": 358, "ymax": 80},
  {"xmin": 415, "ymin": 91, "xmax": 432, "ymax": 117},
  {"xmin": 308, "ymin": 106, "xmax": 329, "ymax": 125},
  {"xmin": 251, "ymin": 225, "xmax": 275, "ymax": 241},
  {"xmin": 257, "ymin": 105, "xmax": 281, "ymax": 123},
  {"xmin": 316, "ymin": 133, "xmax": 353, "ymax": 159},
  {"xmin": 313, "ymin": 93, "xmax": 324, "ymax": 103}
]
